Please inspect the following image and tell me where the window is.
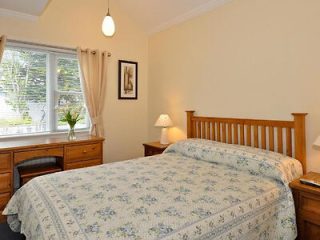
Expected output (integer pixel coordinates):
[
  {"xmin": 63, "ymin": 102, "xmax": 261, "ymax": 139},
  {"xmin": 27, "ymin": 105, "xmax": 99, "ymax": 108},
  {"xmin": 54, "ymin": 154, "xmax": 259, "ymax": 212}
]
[{"xmin": 0, "ymin": 43, "xmax": 89, "ymax": 136}]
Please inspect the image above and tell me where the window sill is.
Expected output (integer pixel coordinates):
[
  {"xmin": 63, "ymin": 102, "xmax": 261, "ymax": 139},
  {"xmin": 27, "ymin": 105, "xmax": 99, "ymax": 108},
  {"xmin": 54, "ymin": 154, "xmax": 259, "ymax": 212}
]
[{"xmin": 0, "ymin": 130, "xmax": 90, "ymax": 141}]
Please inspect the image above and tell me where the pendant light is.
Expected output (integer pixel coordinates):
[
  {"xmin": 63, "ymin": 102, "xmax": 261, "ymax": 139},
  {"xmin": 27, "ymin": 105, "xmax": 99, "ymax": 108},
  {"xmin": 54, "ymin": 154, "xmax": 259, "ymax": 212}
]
[{"xmin": 102, "ymin": 0, "xmax": 116, "ymax": 37}]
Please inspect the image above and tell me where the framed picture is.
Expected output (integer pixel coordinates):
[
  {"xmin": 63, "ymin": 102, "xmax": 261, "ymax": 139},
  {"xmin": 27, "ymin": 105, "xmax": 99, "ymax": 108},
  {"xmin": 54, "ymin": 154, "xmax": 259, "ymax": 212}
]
[{"xmin": 118, "ymin": 60, "xmax": 138, "ymax": 100}]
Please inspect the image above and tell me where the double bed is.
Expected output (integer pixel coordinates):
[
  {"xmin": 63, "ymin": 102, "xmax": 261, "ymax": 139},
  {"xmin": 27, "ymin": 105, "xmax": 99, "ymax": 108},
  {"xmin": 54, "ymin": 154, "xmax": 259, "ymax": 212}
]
[{"xmin": 3, "ymin": 111, "xmax": 307, "ymax": 240}]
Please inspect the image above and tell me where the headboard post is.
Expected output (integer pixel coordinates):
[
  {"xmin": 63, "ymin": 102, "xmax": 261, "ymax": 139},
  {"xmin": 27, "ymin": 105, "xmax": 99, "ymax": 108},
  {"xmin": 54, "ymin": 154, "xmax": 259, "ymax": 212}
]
[
  {"xmin": 186, "ymin": 111, "xmax": 195, "ymax": 138},
  {"xmin": 292, "ymin": 113, "xmax": 308, "ymax": 174}
]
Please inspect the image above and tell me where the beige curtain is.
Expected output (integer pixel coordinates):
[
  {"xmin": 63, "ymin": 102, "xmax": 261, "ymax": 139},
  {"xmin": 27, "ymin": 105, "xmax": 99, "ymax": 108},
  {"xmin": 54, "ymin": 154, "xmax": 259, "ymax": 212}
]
[
  {"xmin": 77, "ymin": 48, "xmax": 108, "ymax": 137},
  {"xmin": 0, "ymin": 35, "xmax": 7, "ymax": 63}
]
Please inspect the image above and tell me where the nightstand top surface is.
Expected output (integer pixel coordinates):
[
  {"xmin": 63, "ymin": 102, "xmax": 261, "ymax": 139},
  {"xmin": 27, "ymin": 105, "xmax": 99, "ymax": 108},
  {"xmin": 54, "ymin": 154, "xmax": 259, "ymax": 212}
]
[
  {"xmin": 289, "ymin": 172, "xmax": 320, "ymax": 195},
  {"xmin": 143, "ymin": 141, "xmax": 171, "ymax": 149}
]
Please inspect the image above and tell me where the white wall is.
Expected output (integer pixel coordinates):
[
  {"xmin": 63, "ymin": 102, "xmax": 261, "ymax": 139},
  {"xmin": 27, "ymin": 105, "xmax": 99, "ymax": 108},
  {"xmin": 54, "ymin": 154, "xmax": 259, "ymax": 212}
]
[
  {"xmin": 148, "ymin": 0, "xmax": 320, "ymax": 172},
  {"xmin": 0, "ymin": 0, "xmax": 149, "ymax": 162}
]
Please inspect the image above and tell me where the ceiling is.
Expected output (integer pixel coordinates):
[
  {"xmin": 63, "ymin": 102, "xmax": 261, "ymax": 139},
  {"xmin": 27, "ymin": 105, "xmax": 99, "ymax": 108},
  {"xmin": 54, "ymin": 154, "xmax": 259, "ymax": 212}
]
[
  {"xmin": 0, "ymin": 0, "xmax": 231, "ymax": 33},
  {"xmin": 0, "ymin": 0, "xmax": 50, "ymax": 17},
  {"xmin": 115, "ymin": 0, "xmax": 232, "ymax": 34}
]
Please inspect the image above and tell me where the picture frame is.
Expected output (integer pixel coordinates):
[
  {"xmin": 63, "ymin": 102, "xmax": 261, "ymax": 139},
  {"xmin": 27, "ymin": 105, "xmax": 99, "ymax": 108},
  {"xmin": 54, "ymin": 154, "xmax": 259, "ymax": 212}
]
[{"xmin": 118, "ymin": 60, "xmax": 138, "ymax": 100}]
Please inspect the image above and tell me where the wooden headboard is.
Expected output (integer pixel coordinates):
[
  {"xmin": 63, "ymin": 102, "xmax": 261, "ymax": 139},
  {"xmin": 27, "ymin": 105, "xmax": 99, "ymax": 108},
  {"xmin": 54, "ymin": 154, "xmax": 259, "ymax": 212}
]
[{"xmin": 186, "ymin": 111, "xmax": 308, "ymax": 173}]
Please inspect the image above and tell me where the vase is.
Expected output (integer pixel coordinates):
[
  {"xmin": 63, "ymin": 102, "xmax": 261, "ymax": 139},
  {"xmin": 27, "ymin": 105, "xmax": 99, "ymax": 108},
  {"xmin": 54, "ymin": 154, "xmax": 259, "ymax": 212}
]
[{"xmin": 68, "ymin": 126, "xmax": 76, "ymax": 141}]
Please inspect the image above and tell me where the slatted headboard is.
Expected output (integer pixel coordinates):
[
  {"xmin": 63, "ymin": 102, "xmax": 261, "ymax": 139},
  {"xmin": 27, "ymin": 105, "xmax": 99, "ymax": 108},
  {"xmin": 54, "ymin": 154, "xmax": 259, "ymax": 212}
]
[{"xmin": 186, "ymin": 111, "xmax": 308, "ymax": 173}]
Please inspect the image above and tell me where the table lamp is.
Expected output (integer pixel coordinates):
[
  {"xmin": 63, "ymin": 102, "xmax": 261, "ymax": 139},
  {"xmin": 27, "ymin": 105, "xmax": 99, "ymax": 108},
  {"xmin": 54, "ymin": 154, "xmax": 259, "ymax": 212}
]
[
  {"xmin": 154, "ymin": 114, "xmax": 173, "ymax": 145},
  {"xmin": 313, "ymin": 135, "xmax": 320, "ymax": 148}
]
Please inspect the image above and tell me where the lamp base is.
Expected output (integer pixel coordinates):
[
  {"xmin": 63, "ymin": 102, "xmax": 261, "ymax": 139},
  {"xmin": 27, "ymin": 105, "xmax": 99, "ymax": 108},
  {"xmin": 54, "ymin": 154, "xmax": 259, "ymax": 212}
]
[{"xmin": 160, "ymin": 128, "xmax": 169, "ymax": 145}]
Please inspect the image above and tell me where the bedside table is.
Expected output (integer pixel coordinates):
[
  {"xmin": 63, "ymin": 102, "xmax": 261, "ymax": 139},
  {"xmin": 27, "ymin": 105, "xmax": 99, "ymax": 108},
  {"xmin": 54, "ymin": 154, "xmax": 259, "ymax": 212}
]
[
  {"xmin": 143, "ymin": 141, "xmax": 170, "ymax": 156},
  {"xmin": 289, "ymin": 172, "xmax": 320, "ymax": 240}
]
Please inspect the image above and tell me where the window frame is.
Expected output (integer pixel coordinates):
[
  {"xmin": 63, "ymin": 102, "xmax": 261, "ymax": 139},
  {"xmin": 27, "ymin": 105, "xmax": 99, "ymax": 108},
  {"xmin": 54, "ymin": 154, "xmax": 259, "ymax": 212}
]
[{"xmin": 0, "ymin": 41, "xmax": 89, "ymax": 137}]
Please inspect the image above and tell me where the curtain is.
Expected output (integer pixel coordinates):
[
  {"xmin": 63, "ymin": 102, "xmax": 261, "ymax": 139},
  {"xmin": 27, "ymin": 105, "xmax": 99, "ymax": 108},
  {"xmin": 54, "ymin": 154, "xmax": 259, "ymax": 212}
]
[
  {"xmin": 0, "ymin": 35, "xmax": 7, "ymax": 63},
  {"xmin": 77, "ymin": 48, "xmax": 108, "ymax": 137}
]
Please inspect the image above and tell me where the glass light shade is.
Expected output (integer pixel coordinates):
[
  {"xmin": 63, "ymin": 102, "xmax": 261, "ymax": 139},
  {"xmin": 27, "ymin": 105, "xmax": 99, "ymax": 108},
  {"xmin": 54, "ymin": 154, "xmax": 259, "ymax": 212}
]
[
  {"xmin": 313, "ymin": 136, "xmax": 320, "ymax": 147},
  {"xmin": 154, "ymin": 114, "xmax": 173, "ymax": 128},
  {"xmin": 102, "ymin": 14, "xmax": 115, "ymax": 37}
]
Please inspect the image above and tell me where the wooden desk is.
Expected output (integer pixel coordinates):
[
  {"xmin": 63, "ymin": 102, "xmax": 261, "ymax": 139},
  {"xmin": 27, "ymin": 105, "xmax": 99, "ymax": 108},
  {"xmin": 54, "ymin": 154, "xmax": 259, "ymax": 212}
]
[{"xmin": 0, "ymin": 134, "xmax": 104, "ymax": 222}]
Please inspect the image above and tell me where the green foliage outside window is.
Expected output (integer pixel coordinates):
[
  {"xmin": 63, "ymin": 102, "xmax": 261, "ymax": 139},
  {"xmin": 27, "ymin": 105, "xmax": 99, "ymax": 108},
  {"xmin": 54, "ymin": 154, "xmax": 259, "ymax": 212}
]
[{"xmin": 0, "ymin": 49, "xmax": 46, "ymax": 120}]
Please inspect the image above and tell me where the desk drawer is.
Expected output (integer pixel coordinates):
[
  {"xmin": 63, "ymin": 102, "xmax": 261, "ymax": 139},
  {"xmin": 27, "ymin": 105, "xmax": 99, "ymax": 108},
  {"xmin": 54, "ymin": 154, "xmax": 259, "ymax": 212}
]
[
  {"xmin": 0, "ymin": 153, "xmax": 11, "ymax": 172},
  {"xmin": 0, "ymin": 173, "xmax": 11, "ymax": 192},
  {"xmin": 65, "ymin": 159, "xmax": 101, "ymax": 170},
  {"xmin": 14, "ymin": 148, "xmax": 63, "ymax": 165},
  {"xmin": 65, "ymin": 143, "xmax": 101, "ymax": 162},
  {"xmin": 0, "ymin": 192, "xmax": 10, "ymax": 210}
]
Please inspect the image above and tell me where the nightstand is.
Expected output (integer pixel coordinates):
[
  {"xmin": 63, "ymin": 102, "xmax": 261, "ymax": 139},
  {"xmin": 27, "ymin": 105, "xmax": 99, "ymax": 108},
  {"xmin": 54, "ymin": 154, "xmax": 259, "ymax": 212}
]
[
  {"xmin": 143, "ymin": 141, "xmax": 170, "ymax": 157},
  {"xmin": 289, "ymin": 172, "xmax": 320, "ymax": 240}
]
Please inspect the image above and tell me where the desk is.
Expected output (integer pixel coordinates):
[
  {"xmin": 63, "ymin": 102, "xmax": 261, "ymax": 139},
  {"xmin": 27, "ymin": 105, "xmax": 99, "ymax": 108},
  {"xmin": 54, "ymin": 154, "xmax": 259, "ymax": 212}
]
[{"xmin": 0, "ymin": 134, "xmax": 104, "ymax": 222}]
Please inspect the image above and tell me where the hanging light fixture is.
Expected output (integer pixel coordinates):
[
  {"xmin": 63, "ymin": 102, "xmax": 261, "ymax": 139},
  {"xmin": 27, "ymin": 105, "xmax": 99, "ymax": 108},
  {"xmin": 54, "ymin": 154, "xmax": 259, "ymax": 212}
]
[{"xmin": 102, "ymin": 0, "xmax": 116, "ymax": 37}]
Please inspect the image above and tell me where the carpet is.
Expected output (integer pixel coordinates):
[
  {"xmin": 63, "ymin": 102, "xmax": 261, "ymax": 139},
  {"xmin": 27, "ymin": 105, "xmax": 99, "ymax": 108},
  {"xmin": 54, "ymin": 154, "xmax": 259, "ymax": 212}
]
[{"xmin": 0, "ymin": 223, "xmax": 25, "ymax": 240}]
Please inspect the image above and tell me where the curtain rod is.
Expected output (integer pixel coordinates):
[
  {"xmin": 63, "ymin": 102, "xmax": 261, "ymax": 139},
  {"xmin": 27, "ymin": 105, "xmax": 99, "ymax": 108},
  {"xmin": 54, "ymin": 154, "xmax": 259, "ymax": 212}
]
[{"xmin": 7, "ymin": 39, "xmax": 112, "ymax": 57}]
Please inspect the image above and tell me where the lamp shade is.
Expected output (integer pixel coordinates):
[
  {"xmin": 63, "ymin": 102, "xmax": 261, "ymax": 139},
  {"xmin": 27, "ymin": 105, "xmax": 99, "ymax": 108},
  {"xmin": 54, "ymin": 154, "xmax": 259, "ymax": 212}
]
[
  {"xmin": 154, "ymin": 114, "xmax": 173, "ymax": 128},
  {"xmin": 102, "ymin": 14, "xmax": 116, "ymax": 37},
  {"xmin": 313, "ymin": 135, "xmax": 320, "ymax": 147}
]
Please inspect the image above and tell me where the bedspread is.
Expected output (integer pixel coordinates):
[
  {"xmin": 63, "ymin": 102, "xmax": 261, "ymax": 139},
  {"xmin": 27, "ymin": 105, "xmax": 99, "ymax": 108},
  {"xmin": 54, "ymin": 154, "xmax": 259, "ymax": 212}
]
[{"xmin": 3, "ymin": 139, "xmax": 302, "ymax": 240}]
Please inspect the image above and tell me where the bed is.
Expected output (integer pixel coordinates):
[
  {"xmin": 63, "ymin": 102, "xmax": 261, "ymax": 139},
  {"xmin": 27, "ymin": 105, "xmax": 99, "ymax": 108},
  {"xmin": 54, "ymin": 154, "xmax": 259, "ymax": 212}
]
[{"xmin": 3, "ymin": 111, "xmax": 307, "ymax": 240}]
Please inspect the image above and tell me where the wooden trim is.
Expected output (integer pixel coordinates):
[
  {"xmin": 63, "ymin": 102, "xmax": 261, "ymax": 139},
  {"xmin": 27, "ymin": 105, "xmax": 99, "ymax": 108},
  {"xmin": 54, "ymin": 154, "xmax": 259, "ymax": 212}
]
[
  {"xmin": 269, "ymin": 127, "xmax": 274, "ymax": 151},
  {"xmin": 191, "ymin": 116, "xmax": 294, "ymax": 127},
  {"xmin": 254, "ymin": 125, "xmax": 259, "ymax": 148},
  {"xmin": 222, "ymin": 123, "xmax": 226, "ymax": 143},
  {"xmin": 197, "ymin": 122, "xmax": 201, "ymax": 138},
  {"xmin": 261, "ymin": 126, "xmax": 266, "ymax": 149},
  {"xmin": 286, "ymin": 128, "xmax": 292, "ymax": 157},
  {"xmin": 233, "ymin": 124, "xmax": 238, "ymax": 144},
  {"xmin": 186, "ymin": 111, "xmax": 307, "ymax": 172},
  {"xmin": 206, "ymin": 122, "xmax": 210, "ymax": 140},
  {"xmin": 186, "ymin": 111, "xmax": 195, "ymax": 138},
  {"xmin": 246, "ymin": 125, "xmax": 251, "ymax": 146},
  {"xmin": 228, "ymin": 124, "xmax": 232, "ymax": 144},
  {"xmin": 277, "ymin": 127, "xmax": 283, "ymax": 153},
  {"xmin": 240, "ymin": 124, "xmax": 245, "ymax": 145},
  {"xmin": 201, "ymin": 122, "xmax": 206, "ymax": 139},
  {"xmin": 0, "ymin": 35, "xmax": 6, "ymax": 46},
  {"xmin": 292, "ymin": 113, "xmax": 308, "ymax": 174},
  {"xmin": 211, "ymin": 122, "xmax": 216, "ymax": 141}
]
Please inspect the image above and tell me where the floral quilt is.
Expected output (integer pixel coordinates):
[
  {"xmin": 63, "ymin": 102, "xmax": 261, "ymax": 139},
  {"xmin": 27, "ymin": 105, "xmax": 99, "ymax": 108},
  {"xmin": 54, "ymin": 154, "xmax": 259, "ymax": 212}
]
[{"xmin": 3, "ymin": 139, "xmax": 302, "ymax": 240}]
